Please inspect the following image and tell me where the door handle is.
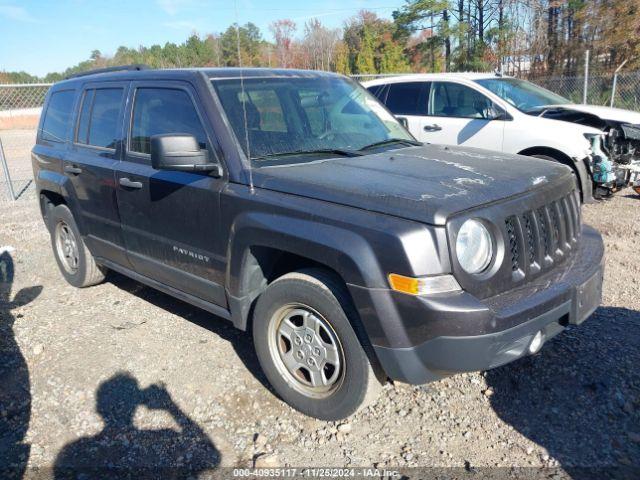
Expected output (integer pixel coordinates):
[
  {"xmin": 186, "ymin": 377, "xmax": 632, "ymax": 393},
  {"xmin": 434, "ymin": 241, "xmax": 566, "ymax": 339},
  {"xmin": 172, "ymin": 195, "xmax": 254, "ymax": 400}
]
[
  {"xmin": 64, "ymin": 165, "xmax": 82, "ymax": 175},
  {"xmin": 119, "ymin": 177, "xmax": 143, "ymax": 189},
  {"xmin": 423, "ymin": 124, "xmax": 442, "ymax": 132}
]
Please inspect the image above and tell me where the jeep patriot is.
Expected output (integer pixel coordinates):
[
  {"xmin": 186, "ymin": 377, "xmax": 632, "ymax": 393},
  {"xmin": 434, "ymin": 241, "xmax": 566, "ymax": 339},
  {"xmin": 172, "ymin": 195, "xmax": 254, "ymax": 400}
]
[{"xmin": 32, "ymin": 66, "xmax": 604, "ymax": 420}]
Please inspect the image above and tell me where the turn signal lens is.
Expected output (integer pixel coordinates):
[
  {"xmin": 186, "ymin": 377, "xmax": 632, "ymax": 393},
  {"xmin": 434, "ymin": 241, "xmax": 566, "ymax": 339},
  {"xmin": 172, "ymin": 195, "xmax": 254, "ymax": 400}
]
[{"xmin": 388, "ymin": 273, "xmax": 461, "ymax": 296}]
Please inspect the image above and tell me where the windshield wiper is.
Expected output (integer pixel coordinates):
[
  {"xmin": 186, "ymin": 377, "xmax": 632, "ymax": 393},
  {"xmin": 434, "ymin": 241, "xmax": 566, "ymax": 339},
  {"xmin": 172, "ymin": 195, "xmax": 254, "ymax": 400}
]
[
  {"xmin": 252, "ymin": 148, "xmax": 363, "ymax": 161},
  {"xmin": 359, "ymin": 138, "xmax": 422, "ymax": 151}
]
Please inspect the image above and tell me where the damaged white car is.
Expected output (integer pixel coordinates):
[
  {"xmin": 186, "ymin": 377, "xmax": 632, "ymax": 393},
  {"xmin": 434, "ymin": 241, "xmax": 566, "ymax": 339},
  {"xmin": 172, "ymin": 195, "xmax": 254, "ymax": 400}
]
[{"xmin": 364, "ymin": 73, "xmax": 640, "ymax": 201}]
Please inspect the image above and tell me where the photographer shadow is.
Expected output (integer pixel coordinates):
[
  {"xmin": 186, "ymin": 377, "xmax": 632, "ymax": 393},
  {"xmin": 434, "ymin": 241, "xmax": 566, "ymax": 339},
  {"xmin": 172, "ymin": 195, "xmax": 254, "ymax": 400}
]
[
  {"xmin": 54, "ymin": 372, "xmax": 220, "ymax": 479},
  {"xmin": 486, "ymin": 307, "xmax": 640, "ymax": 473},
  {"xmin": 0, "ymin": 249, "xmax": 42, "ymax": 480}
]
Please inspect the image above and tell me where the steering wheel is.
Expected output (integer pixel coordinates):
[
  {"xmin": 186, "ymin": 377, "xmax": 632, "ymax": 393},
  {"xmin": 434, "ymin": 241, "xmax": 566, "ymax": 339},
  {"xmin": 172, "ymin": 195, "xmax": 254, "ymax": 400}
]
[{"xmin": 318, "ymin": 130, "xmax": 338, "ymax": 141}]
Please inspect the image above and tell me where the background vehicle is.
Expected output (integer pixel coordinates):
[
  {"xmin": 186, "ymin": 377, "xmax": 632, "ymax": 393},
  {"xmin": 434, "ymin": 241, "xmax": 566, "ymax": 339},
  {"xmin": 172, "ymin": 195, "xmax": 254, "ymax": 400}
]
[
  {"xmin": 364, "ymin": 73, "xmax": 640, "ymax": 201},
  {"xmin": 32, "ymin": 66, "xmax": 604, "ymax": 420}
]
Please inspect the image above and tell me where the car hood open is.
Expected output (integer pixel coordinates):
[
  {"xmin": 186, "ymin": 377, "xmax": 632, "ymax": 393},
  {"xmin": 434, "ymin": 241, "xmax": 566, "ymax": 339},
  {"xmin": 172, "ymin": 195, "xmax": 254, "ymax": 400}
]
[
  {"xmin": 542, "ymin": 104, "xmax": 640, "ymax": 125},
  {"xmin": 250, "ymin": 144, "xmax": 574, "ymax": 226}
]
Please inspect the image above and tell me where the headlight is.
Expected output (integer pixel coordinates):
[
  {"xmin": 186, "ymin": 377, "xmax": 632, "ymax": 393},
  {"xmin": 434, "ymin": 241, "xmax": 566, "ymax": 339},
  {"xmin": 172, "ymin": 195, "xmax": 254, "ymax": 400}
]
[{"xmin": 456, "ymin": 219, "xmax": 493, "ymax": 274}]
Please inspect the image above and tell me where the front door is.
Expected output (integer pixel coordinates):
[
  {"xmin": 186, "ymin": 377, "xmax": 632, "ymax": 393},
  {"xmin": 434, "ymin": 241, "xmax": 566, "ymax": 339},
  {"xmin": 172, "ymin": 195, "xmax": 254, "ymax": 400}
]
[
  {"xmin": 419, "ymin": 81, "xmax": 506, "ymax": 151},
  {"xmin": 114, "ymin": 81, "xmax": 227, "ymax": 306}
]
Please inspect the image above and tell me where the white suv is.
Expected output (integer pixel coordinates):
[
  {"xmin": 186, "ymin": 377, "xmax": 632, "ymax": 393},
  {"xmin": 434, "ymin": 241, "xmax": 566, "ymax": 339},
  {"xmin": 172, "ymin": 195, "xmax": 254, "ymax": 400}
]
[{"xmin": 363, "ymin": 73, "xmax": 640, "ymax": 201}]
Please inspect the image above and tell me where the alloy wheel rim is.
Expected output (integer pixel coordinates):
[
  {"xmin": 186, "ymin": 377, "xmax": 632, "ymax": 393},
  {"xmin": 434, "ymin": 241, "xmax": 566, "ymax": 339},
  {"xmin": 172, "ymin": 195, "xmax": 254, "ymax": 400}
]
[
  {"xmin": 55, "ymin": 221, "xmax": 79, "ymax": 274},
  {"xmin": 268, "ymin": 304, "xmax": 345, "ymax": 398}
]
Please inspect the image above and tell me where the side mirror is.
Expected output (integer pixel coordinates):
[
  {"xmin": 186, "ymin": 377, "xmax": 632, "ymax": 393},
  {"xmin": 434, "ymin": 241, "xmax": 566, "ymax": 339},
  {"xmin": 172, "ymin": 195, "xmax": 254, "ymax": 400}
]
[
  {"xmin": 150, "ymin": 134, "xmax": 222, "ymax": 176},
  {"xmin": 491, "ymin": 104, "xmax": 512, "ymax": 121},
  {"xmin": 396, "ymin": 116, "xmax": 409, "ymax": 128}
]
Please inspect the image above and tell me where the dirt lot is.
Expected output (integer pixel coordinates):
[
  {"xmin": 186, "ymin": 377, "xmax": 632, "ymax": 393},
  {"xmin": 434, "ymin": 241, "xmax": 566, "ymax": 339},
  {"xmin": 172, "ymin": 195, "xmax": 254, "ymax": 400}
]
[{"xmin": 1, "ymin": 171, "xmax": 639, "ymax": 476}]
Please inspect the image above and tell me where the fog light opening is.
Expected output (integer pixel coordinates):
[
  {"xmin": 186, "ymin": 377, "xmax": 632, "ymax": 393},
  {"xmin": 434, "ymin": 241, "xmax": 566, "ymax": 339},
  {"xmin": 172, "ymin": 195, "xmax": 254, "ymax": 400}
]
[{"xmin": 528, "ymin": 330, "xmax": 545, "ymax": 354}]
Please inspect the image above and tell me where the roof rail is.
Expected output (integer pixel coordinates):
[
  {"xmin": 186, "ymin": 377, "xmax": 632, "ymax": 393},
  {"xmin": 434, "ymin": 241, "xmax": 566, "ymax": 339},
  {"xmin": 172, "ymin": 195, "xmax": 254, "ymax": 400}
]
[{"xmin": 65, "ymin": 64, "xmax": 149, "ymax": 80}]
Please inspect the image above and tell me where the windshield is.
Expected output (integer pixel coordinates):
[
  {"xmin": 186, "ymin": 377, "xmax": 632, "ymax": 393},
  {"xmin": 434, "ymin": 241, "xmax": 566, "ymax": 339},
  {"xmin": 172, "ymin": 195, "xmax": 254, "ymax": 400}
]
[
  {"xmin": 476, "ymin": 78, "xmax": 572, "ymax": 112},
  {"xmin": 211, "ymin": 75, "xmax": 413, "ymax": 165}
]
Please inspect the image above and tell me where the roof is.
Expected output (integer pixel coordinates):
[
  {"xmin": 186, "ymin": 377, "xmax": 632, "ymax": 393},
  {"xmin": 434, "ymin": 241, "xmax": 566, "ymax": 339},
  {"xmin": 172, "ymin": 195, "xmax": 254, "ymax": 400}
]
[
  {"xmin": 52, "ymin": 66, "xmax": 343, "ymax": 89},
  {"xmin": 361, "ymin": 72, "xmax": 503, "ymax": 86}
]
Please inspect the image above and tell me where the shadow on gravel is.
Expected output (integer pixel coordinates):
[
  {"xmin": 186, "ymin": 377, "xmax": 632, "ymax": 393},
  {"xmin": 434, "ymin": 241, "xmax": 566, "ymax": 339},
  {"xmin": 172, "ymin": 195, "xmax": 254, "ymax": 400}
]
[
  {"xmin": 486, "ymin": 307, "xmax": 640, "ymax": 474},
  {"xmin": 106, "ymin": 271, "xmax": 271, "ymax": 392},
  {"xmin": 54, "ymin": 372, "xmax": 220, "ymax": 479},
  {"xmin": 0, "ymin": 249, "xmax": 42, "ymax": 480}
]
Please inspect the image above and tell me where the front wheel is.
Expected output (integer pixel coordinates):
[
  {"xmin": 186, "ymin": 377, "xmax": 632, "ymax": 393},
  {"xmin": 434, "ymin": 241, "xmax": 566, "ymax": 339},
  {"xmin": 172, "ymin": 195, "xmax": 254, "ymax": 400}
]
[{"xmin": 252, "ymin": 269, "xmax": 382, "ymax": 420}]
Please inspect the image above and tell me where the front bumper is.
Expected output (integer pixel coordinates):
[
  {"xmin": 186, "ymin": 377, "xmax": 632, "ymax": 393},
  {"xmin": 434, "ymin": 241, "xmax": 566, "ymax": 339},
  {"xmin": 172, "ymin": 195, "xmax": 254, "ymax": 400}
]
[{"xmin": 352, "ymin": 225, "xmax": 604, "ymax": 384}]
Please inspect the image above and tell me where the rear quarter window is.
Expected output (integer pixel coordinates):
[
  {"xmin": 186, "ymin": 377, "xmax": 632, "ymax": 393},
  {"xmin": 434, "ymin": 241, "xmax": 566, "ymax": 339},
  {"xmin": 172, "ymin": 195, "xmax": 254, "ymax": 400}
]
[{"xmin": 40, "ymin": 90, "xmax": 76, "ymax": 143}]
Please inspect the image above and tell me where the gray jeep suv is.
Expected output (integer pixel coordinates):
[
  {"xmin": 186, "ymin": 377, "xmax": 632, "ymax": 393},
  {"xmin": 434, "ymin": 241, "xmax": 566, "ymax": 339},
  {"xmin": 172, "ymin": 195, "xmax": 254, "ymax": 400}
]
[{"xmin": 32, "ymin": 66, "xmax": 604, "ymax": 419}]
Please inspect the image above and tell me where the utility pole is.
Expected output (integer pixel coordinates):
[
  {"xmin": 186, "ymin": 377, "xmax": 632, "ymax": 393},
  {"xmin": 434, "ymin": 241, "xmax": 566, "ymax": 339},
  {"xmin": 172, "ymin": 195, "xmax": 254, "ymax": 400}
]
[
  {"xmin": 611, "ymin": 60, "xmax": 628, "ymax": 108},
  {"xmin": 583, "ymin": 50, "xmax": 590, "ymax": 104}
]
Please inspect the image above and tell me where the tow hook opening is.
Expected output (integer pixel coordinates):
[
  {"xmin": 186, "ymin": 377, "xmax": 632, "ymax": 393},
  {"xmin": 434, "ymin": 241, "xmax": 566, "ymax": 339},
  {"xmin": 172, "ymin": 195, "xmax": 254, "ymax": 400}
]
[{"xmin": 528, "ymin": 330, "xmax": 545, "ymax": 354}]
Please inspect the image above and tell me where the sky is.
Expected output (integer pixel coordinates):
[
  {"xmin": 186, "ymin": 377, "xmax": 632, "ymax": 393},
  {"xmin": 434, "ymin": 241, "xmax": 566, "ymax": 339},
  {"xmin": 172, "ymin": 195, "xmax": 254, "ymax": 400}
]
[{"xmin": 0, "ymin": 0, "xmax": 404, "ymax": 77}]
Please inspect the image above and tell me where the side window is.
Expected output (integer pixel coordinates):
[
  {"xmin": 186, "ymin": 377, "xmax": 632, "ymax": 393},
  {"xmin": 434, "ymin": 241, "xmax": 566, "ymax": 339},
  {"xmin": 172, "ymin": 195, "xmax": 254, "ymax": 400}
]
[
  {"xmin": 429, "ymin": 82, "xmax": 494, "ymax": 119},
  {"xmin": 385, "ymin": 82, "xmax": 429, "ymax": 116},
  {"xmin": 76, "ymin": 88, "xmax": 123, "ymax": 149},
  {"xmin": 130, "ymin": 88, "xmax": 207, "ymax": 155},
  {"xmin": 40, "ymin": 90, "xmax": 75, "ymax": 143},
  {"xmin": 366, "ymin": 84, "xmax": 387, "ymax": 101}
]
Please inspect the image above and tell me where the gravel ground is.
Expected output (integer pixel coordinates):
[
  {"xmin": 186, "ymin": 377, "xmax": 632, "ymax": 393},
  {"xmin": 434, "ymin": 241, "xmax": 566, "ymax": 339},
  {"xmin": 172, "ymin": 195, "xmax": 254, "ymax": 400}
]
[{"xmin": 1, "ymin": 184, "xmax": 639, "ymax": 477}]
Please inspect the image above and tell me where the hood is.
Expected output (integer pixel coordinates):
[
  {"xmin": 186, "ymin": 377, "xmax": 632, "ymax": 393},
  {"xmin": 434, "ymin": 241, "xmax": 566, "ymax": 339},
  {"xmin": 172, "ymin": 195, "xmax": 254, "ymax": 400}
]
[
  {"xmin": 545, "ymin": 104, "xmax": 640, "ymax": 125},
  {"xmin": 251, "ymin": 144, "xmax": 574, "ymax": 226}
]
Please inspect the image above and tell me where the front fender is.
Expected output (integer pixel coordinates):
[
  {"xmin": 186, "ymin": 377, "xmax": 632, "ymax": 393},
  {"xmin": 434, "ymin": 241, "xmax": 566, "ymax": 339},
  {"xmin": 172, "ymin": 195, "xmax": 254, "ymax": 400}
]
[
  {"xmin": 227, "ymin": 211, "xmax": 384, "ymax": 295},
  {"xmin": 225, "ymin": 211, "xmax": 388, "ymax": 331}
]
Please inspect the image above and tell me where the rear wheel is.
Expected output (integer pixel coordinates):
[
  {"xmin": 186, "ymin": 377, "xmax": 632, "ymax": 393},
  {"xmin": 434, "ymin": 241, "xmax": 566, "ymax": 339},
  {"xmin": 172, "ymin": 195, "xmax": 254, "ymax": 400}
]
[
  {"xmin": 49, "ymin": 205, "xmax": 106, "ymax": 288},
  {"xmin": 252, "ymin": 269, "xmax": 382, "ymax": 420}
]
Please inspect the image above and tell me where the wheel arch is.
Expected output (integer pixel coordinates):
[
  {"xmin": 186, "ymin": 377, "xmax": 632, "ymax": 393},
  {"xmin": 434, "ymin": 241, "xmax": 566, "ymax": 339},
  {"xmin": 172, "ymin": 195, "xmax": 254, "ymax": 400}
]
[
  {"xmin": 36, "ymin": 169, "xmax": 86, "ymax": 231},
  {"xmin": 39, "ymin": 189, "xmax": 66, "ymax": 225},
  {"xmin": 225, "ymin": 213, "xmax": 384, "ymax": 332},
  {"xmin": 518, "ymin": 146, "xmax": 592, "ymax": 202}
]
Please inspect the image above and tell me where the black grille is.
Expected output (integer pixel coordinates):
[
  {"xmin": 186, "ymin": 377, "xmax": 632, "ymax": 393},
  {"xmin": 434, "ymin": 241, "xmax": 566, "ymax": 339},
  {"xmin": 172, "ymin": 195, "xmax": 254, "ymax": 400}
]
[
  {"xmin": 505, "ymin": 218, "xmax": 519, "ymax": 272},
  {"xmin": 523, "ymin": 213, "xmax": 536, "ymax": 265},
  {"xmin": 506, "ymin": 192, "xmax": 581, "ymax": 279},
  {"xmin": 537, "ymin": 206, "xmax": 550, "ymax": 258}
]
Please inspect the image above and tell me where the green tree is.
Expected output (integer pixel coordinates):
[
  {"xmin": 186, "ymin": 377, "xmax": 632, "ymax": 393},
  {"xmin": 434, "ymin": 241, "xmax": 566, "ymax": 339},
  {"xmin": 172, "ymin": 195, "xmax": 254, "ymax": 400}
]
[{"xmin": 355, "ymin": 25, "xmax": 376, "ymax": 73}]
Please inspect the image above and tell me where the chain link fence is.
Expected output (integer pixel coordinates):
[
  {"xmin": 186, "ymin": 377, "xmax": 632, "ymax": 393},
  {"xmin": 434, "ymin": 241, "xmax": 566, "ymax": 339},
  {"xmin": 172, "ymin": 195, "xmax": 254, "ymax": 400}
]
[
  {"xmin": 0, "ymin": 83, "xmax": 51, "ymax": 202},
  {"xmin": 0, "ymin": 73, "xmax": 639, "ymax": 201}
]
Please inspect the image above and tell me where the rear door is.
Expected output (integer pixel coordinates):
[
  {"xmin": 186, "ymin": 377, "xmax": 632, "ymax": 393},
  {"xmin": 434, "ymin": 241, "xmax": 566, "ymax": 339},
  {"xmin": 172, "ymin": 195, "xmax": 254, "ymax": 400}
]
[
  {"xmin": 115, "ymin": 81, "xmax": 227, "ymax": 307},
  {"xmin": 422, "ymin": 81, "xmax": 506, "ymax": 150},
  {"xmin": 380, "ymin": 81, "xmax": 430, "ymax": 137},
  {"xmin": 64, "ymin": 82, "xmax": 130, "ymax": 266},
  {"xmin": 33, "ymin": 89, "xmax": 76, "ymax": 196}
]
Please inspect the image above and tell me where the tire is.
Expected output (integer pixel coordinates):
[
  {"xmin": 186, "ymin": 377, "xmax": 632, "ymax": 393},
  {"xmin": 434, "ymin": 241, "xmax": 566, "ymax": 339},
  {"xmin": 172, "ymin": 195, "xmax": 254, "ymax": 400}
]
[
  {"xmin": 252, "ymin": 268, "xmax": 383, "ymax": 420},
  {"xmin": 49, "ymin": 204, "xmax": 106, "ymax": 288}
]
